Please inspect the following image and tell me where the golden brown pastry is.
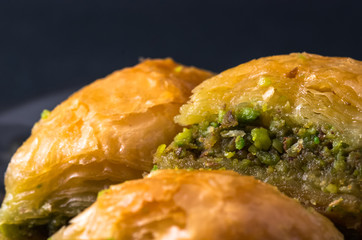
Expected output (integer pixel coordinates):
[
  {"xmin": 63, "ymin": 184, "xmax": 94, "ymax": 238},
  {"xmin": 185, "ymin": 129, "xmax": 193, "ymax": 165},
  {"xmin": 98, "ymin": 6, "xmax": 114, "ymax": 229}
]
[
  {"xmin": 0, "ymin": 59, "xmax": 213, "ymax": 239},
  {"xmin": 51, "ymin": 169, "xmax": 343, "ymax": 240},
  {"xmin": 154, "ymin": 53, "xmax": 362, "ymax": 232}
]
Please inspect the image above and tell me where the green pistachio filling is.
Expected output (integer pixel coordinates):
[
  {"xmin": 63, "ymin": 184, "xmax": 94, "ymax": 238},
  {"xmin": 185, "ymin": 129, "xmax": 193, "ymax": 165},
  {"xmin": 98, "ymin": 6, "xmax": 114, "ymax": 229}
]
[
  {"xmin": 154, "ymin": 105, "xmax": 362, "ymax": 229},
  {"xmin": 41, "ymin": 109, "xmax": 51, "ymax": 120}
]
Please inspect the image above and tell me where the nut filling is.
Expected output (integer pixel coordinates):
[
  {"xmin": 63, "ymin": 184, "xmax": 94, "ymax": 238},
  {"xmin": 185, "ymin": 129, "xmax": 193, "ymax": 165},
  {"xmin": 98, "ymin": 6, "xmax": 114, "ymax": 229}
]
[{"xmin": 154, "ymin": 105, "xmax": 362, "ymax": 230}]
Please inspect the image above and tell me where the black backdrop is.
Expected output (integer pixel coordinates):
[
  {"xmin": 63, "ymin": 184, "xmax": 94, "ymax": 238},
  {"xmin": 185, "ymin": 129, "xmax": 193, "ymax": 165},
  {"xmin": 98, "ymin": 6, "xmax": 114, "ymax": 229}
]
[
  {"xmin": 1, "ymin": 0, "xmax": 361, "ymax": 110},
  {"xmin": 0, "ymin": 0, "xmax": 361, "ymax": 197}
]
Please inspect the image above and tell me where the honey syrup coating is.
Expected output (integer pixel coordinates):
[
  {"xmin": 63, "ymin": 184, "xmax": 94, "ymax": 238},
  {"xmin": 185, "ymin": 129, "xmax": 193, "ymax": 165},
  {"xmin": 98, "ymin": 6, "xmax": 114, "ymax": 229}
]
[
  {"xmin": 0, "ymin": 59, "xmax": 213, "ymax": 238},
  {"xmin": 52, "ymin": 170, "xmax": 343, "ymax": 240}
]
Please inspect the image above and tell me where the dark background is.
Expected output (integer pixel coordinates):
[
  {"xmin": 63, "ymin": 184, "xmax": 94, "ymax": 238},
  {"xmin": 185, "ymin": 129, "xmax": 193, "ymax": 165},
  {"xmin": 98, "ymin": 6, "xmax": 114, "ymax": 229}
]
[{"xmin": 0, "ymin": 0, "xmax": 361, "ymax": 197}]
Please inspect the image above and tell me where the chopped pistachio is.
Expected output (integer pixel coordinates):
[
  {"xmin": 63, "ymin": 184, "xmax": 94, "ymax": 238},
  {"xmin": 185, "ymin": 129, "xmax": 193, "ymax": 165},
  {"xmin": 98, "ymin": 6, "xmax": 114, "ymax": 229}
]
[
  {"xmin": 256, "ymin": 151, "xmax": 280, "ymax": 166},
  {"xmin": 251, "ymin": 127, "xmax": 271, "ymax": 150},
  {"xmin": 332, "ymin": 140, "xmax": 344, "ymax": 154},
  {"xmin": 333, "ymin": 153, "xmax": 346, "ymax": 171},
  {"xmin": 224, "ymin": 151, "xmax": 235, "ymax": 158},
  {"xmin": 217, "ymin": 110, "xmax": 226, "ymax": 123},
  {"xmin": 236, "ymin": 107, "xmax": 260, "ymax": 123},
  {"xmin": 220, "ymin": 130, "xmax": 245, "ymax": 138},
  {"xmin": 151, "ymin": 165, "xmax": 159, "ymax": 172},
  {"xmin": 267, "ymin": 166, "xmax": 274, "ymax": 173},
  {"xmin": 297, "ymin": 128, "xmax": 307, "ymax": 138},
  {"xmin": 235, "ymin": 136, "xmax": 245, "ymax": 150},
  {"xmin": 41, "ymin": 109, "xmax": 51, "ymax": 119},
  {"xmin": 97, "ymin": 189, "xmax": 109, "ymax": 198},
  {"xmin": 210, "ymin": 122, "xmax": 218, "ymax": 127},
  {"xmin": 258, "ymin": 76, "xmax": 272, "ymax": 87},
  {"xmin": 248, "ymin": 145, "xmax": 258, "ymax": 155},
  {"xmin": 239, "ymin": 159, "xmax": 251, "ymax": 169},
  {"xmin": 326, "ymin": 184, "xmax": 338, "ymax": 194},
  {"xmin": 275, "ymin": 160, "xmax": 288, "ymax": 173},
  {"xmin": 307, "ymin": 127, "xmax": 317, "ymax": 135},
  {"xmin": 155, "ymin": 144, "xmax": 166, "ymax": 157},
  {"xmin": 286, "ymin": 139, "xmax": 303, "ymax": 157},
  {"xmin": 272, "ymin": 139, "xmax": 283, "ymax": 153},
  {"xmin": 174, "ymin": 128, "xmax": 192, "ymax": 146}
]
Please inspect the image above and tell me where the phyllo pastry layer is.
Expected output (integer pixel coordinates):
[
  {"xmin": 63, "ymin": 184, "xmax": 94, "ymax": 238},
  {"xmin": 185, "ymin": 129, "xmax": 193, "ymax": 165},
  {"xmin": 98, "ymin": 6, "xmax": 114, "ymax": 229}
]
[
  {"xmin": 155, "ymin": 53, "xmax": 362, "ymax": 232},
  {"xmin": 0, "ymin": 58, "xmax": 213, "ymax": 239},
  {"xmin": 52, "ymin": 170, "xmax": 343, "ymax": 240}
]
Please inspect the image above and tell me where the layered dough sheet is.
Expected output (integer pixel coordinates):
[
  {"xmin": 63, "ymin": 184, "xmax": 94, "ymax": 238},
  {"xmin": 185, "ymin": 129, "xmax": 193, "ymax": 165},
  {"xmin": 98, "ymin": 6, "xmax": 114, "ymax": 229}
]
[{"xmin": 0, "ymin": 59, "xmax": 213, "ymax": 238}]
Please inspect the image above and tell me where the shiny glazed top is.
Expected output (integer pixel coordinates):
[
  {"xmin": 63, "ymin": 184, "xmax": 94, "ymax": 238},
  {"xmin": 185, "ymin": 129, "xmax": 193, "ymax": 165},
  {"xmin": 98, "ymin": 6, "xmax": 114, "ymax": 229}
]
[{"xmin": 176, "ymin": 53, "xmax": 362, "ymax": 148}]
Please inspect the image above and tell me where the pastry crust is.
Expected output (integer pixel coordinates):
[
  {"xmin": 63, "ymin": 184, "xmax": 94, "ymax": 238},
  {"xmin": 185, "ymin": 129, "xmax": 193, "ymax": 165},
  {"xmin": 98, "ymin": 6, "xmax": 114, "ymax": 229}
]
[
  {"xmin": 155, "ymin": 53, "xmax": 362, "ymax": 232},
  {"xmin": 51, "ymin": 170, "xmax": 343, "ymax": 240},
  {"xmin": 176, "ymin": 53, "xmax": 362, "ymax": 148},
  {"xmin": 0, "ymin": 59, "xmax": 213, "ymax": 232}
]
